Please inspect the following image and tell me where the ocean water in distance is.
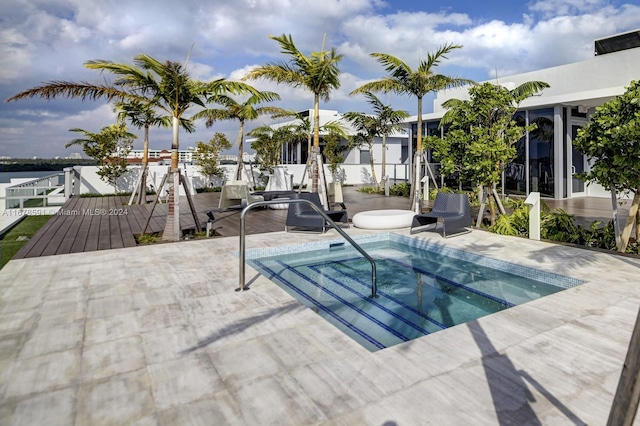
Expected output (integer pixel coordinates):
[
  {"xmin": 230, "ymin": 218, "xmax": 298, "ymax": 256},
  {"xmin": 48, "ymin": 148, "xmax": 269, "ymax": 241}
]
[{"xmin": 0, "ymin": 171, "xmax": 62, "ymax": 184}]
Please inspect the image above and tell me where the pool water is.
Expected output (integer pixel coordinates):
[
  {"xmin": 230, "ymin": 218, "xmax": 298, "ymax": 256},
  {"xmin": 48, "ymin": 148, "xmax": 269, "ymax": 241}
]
[{"xmin": 246, "ymin": 233, "xmax": 585, "ymax": 352}]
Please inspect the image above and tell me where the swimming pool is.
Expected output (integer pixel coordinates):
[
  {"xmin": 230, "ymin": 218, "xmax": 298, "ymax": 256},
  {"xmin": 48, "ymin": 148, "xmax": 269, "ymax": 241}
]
[{"xmin": 246, "ymin": 233, "xmax": 585, "ymax": 352}]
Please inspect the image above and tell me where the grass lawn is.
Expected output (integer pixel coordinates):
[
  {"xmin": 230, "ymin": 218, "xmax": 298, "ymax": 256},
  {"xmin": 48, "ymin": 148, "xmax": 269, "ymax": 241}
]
[{"xmin": 0, "ymin": 215, "xmax": 52, "ymax": 269}]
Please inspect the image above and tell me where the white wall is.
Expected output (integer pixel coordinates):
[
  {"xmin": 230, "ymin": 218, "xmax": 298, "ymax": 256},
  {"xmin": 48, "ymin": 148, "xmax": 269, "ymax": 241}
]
[
  {"xmin": 71, "ymin": 162, "xmax": 412, "ymax": 196},
  {"xmin": 342, "ymin": 136, "xmax": 407, "ymax": 166},
  {"xmin": 432, "ymin": 47, "xmax": 640, "ymax": 114}
]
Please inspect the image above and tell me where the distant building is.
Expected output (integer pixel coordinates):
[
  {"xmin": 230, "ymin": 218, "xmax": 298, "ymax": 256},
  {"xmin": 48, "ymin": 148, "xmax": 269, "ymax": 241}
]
[
  {"xmin": 126, "ymin": 148, "xmax": 194, "ymax": 164},
  {"xmin": 253, "ymin": 109, "xmax": 409, "ymax": 166},
  {"xmin": 125, "ymin": 148, "xmax": 255, "ymax": 165},
  {"xmin": 408, "ymin": 28, "xmax": 640, "ymax": 200}
]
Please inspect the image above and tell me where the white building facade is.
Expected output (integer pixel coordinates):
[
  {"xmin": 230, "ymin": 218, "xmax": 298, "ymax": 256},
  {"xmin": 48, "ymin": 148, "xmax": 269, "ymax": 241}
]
[
  {"xmin": 261, "ymin": 109, "xmax": 409, "ymax": 168},
  {"xmin": 407, "ymin": 30, "xmax": 640, "ymax": 199}
]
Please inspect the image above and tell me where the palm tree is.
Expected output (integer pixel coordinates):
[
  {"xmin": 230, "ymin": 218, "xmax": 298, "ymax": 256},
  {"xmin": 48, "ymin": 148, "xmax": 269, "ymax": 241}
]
[
  {"xmin": 86, "ymin": 55, "xmax": 255, "ymax": 170},
  {"xmin": 288, "ymin": 112, "xmax": 313, "ymax": 166},
  {"xmin": 114, "ymin": 100, "xmax": 173, "ymax": 204},
  {"xmin": 343, "ymin": 93, "xmax": 409, "ymax": 188},
  {"xmin": 8, "ymin": 53, "xmax": 257, "ymax": 241},
  {"xmin": 351, "ymin": 44, "xmax": 474, "ymax": 211},
  {"xmin": 273, "ymin": 110, "xmax": 348, "ymax": 168},
  {"xmin": 192, "ymin": 90, "xmax": 286, "ymax": 181},
  {"xmin": 243, "ymin": 34, "xmax": 342, "ymax": 195},
  {"xmin": 89, "ymin": 55, "xmax": 258, "ymax": 240},
  {"xmin": 342, "ymin": 110, "xmax": 380, "ymax": 186},
  {"xmin": 366, "ymin": 92, "xmax": 409, "ymax": 185}
]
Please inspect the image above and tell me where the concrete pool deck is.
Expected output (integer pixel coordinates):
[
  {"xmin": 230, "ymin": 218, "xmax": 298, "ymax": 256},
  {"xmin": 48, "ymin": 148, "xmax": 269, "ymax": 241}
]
[{"xmin": 1, "ymin": 227, "xmax": 639, "ymax": 425}]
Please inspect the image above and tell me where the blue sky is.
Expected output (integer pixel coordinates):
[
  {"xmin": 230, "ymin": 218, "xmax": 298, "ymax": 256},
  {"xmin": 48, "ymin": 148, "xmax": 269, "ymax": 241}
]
[{"xmin": 1, "ymin": 0, "xmax": 640, "ymax": 159}]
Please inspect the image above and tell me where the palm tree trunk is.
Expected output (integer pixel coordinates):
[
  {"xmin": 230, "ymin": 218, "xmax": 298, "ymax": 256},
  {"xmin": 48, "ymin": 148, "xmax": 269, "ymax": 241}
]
[
  {"xmin": 369, "ymin": 148, "xmax": 378, "ymax": 188},
  {"xmin": 137, "ymin": 124, "xmax": 150, "ymax": 205},
  {"xmin": 235, "ymin": 121, "xmax": 245, "ymax": 181},
  {"xmin": 170, "ymin": 116, "xmax": 179, "ymax": 171},
  {"xmin": 164, "ymin": 116, "xmax": 181, "ymax": 241},
  {"xmin": 416, "ymin": 96, "xmax": 423, "ymax": 152},
  {"xmin": 381, "ymin": 134, "xmax": 387, "ymax": 185},
  {"xmin": 410, "ymin": 96, "xmax": 424, "ymax": 211},
  {"xmin": 311, "ymin": 95, "xmax": 321, "ymax": 193},
  {"xmin": 411, "ymin": 152, "xmax": 422, "ymax": 213},
  {"xmin": 313, "ymin": 96, "xmax": 321, "ymax": 149}
]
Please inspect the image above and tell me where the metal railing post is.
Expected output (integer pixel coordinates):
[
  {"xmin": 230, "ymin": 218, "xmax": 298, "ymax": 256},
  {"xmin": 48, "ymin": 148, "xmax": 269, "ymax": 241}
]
[{"xmin": 237, "ymin": 199, "xmax": 378, "ymax": 298}]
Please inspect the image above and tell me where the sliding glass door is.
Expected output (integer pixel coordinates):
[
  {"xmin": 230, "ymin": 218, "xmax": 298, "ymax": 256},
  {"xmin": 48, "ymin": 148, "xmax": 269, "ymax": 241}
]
[{"xmin": 528, "ymin": 108, "xmax": 555, "ymax": 198}]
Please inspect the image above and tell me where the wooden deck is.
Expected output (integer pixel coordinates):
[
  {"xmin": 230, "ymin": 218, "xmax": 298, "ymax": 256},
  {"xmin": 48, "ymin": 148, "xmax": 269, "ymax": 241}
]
[
  {"xmin": 13, "ymin": 188, "xmax": 411, "ymax": 259},
  {"xmin": 12, "ymin": 187, "xmax": 632, "ymax": 259}
]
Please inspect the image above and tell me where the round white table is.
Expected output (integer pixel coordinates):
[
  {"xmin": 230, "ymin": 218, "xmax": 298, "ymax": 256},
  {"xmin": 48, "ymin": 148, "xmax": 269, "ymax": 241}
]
[{"xmin": 352, "ymin": 209, "xmax": 415, "ymax": 230}]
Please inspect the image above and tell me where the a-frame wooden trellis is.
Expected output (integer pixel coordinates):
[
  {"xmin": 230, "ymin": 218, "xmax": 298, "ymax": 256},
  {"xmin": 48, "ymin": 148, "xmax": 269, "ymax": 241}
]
[{"xmin": 141, "ymin": 168, "xmax": 200, "ymax": 238}]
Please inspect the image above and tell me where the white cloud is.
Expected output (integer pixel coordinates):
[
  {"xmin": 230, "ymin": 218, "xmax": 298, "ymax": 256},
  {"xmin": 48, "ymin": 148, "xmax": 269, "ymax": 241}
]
[
  {"xmin": 2, "ymin": 0, "xmax": 640, "ymax": 158},
  {"xmin": 528, "ymin": 0, "xmax": 609, "ymax": 19}
]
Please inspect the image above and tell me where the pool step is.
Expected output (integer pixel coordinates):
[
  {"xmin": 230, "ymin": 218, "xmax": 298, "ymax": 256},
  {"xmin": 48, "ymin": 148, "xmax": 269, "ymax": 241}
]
[{"xmin": 271, "ymin": 260, "xmax": 448, "ymax": 350}]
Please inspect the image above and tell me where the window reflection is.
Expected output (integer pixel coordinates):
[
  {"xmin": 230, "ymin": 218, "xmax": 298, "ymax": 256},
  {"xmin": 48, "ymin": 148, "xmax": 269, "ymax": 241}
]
[
  {"xmin": 505, "ymin": 111, "xmax": 527, "ymax": 195},
  {"xmin": 528, "ymin": 108, "xmax": 554, "ymax": 197}
]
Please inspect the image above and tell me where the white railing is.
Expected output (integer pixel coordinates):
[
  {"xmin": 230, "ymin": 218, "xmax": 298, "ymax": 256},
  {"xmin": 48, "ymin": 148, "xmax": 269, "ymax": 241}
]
[{"xmin": 3, "ymin": 173, "xmax": 65, "ymax": 209}]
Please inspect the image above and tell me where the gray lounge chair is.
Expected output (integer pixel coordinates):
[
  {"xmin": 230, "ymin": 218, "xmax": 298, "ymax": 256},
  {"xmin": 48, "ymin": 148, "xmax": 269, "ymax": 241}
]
[
  {"xmin": 410, "ymin": 193, "xmax": 471, "ymax": 238},
  {"xmin": 286, "ymin": 192, "xmax": 349, "ymax": 232}
]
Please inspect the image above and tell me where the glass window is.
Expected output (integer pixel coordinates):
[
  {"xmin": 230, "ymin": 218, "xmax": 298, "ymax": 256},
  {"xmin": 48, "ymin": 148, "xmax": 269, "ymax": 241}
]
[
  {"xmin": 528, "ymin": 108, "xmax": 555, "ymax": 197},
  {"xmin": 425, "ymin": 121, "xmax": 440, "ymax": 162},
  {"xmin": 505, "ymin": 111, "xmax": 527, "ymax": 195},
  {"xmin": 426, "ymin": 121, "xmax": 440, "ymax": 137},
  {"xmin": 360, "ymin": 149, "xmax": 370, "ymax": 165}
]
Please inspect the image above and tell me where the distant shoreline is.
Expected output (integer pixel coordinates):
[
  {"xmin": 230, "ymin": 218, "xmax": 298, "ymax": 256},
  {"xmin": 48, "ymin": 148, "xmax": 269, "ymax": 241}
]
[{"xmin": 0, "ymin": 159, "xmax": 96, "ymax": 174}]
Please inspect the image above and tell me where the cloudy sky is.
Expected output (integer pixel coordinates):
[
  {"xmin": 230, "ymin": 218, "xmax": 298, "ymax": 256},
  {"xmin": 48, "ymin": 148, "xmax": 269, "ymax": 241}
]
[{"xmin": 1, "ymin": 0, "xmax": 640, "ymax": 159}]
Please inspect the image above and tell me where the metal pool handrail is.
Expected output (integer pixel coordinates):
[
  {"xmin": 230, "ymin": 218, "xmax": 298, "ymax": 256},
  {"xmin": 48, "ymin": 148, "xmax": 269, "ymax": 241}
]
[{"xmin": 238, "ymin": 199, "xmax": 378, "ymax": 298}]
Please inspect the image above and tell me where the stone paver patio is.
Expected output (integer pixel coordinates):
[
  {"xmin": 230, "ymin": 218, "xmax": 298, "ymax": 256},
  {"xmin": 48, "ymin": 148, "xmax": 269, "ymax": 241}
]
[{"xmin": 1, "ymin": 227, "xmax": 639, "ymax": 425}]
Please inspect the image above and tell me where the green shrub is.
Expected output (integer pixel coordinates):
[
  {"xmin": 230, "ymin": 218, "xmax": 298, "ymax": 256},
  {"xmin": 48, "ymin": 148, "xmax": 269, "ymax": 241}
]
[
  {"xmin": 196, "ymin": 187, "xmax": 222, "ymax": 193},
  {"xmin": 541, "ymin": 209, "xmax": 586, "ymax": 244},
  {"xmin": 136, "ymin": 233, "xmax": 160, "ymax": 245},
  {"xmin": 81, "ymin": 191, "xmax": 132, "ymax": 198},
  {"xmin": 490, "ymin": 206, "xmax": 529, "ymax": 236},
  {"xmin": 357, "ymin": 186, "xmax": 382, "ymax": 194},
  {"xmin": 428, "ymin": 186, "xmax": 455, "ymax": 200},
  {"xmin": 389, "ymin": 182, "xmax": 410, "ymax": 197},
  {"xmin": 585, "ymin": 220, "xmax": 618, "ymax": 250},
  {"xmin": 488, "ymin": 202, "xmax": 635, "ymax": 253}
]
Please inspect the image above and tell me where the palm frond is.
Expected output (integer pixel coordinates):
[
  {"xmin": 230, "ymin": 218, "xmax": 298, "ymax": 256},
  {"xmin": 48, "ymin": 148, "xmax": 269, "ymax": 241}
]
[
  {"xmin": 424, "ymin": 43, "xmax": 463, "ymax": 69},
  {"xmin": 322, "ymin": 120, "xmax": 349, "ymax": 138},
  {"xmin": 510, "ymin": 81, "xmax": 550, "ymax": 103},
  {"xmin": 6, "ymin": 81, "xmax": 131, "ymax": 103},
  {"xmin": 350, "ymin": 78, "xmax": 403, "ymax": 96},
  {"xmin": 191, "ymin": 109, "xmax": 234, "ymax": 127},
  {"xmin": 370, "ymin": 53, "xmax": 410, "ymax": 76}
]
